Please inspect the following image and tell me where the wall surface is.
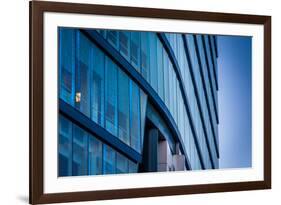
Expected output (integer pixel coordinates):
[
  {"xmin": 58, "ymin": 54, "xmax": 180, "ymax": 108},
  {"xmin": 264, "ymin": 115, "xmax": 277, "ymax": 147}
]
[{"xmin": 0, "ymin": 0, "xmax": 279, "ymax": 204}]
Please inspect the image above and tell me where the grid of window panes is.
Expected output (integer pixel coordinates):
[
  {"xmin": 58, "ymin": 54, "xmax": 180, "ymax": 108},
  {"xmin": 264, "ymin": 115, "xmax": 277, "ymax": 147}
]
[
  {"xmin": 197, "ymin": 35, "xmax": 219, "ymax": 164},
  {"xmin": 204, "ymin": 35, "xmax": 219, "ymax": 145},
  {"xmin": 184, "ymin": 34, "xmax": 218, "ymax": 167},
  {"xmin": 59, "ymin": 28, "xmax": 219, "ymax": 171},
  {"xmin": 59, "ymin": 28, "xmax": 147, "ymax": 156},
  {"xmin": 166, "ymin": 33, "xmax": 218, "ymax": 168},
  {"xmin": 58, "ymin": 115, "xmax": 138, "ymax": 176},
  {"xmin": 97, "ymin": 30, "xmax": 215, "ymax": 170}
]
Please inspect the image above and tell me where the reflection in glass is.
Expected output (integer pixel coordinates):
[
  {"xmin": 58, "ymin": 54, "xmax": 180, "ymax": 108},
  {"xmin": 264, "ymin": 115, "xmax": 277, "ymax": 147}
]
[
  {"xmin": 105, "ymin": 57, "xmax": 118, "ymax": 136},
  {"xmin": 72, "ymin": 125, "xmax": 88, "ymax": 176},
  {"xmin": 130, "ymin": 81, "xmax": 141, "ymax": 152},
  {"xmin": 118, "ymin": 70, "xmax": 130, "ymax": 145},
  {"xmin": 116, "ymin": 153, "xmax": 128, "ymax": 174},
  {"xmin": 91, "ymin": 44, "xmax": 105, "ymax": 127},
  {"xmin": 76, "ymin": 32, "xmax": 91, "ymax": 117},
  {"xmin": 103, "ymin": 144, "xmax": 116, "ymax": 174},
  {"xmin": 58, "ymin": 115, "xmax": 72, "ymax": 176},
  {"xmin": 130, "ymin": 32, "xmax": 141, "ymax": 71},
  {"xmin": 88, "ymin": 136, "xmax": 102, "ymax": 175},
  {"xmin": 149, "ymin": 33, "xmax": 158, "ymax": 91},
  {"xmin": 119, "ymin": 31, "xmax": 130, "ymax": 60},
  {"xmin": 140, "ymin": 32, "xmax": 150, "ymax": 82},
  {"xmin": 59, "ymin": 28, "xmax": 75, "ymax": 105}
]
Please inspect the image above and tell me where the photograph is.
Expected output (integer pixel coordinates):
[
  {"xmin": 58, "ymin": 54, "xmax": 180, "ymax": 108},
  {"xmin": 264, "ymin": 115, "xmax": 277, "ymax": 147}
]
[
  {"xmin": 29, "ymin": 2, "xmax": 271, "ymax": 203},
  {"xmin": 58, "ymin": 27, "xmax": 252, "ymax": 176}
]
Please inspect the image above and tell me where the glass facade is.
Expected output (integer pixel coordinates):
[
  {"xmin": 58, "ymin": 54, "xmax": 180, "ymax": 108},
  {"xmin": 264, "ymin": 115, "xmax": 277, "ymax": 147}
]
[
  {"xmin": 58, "ymin": 115, "xmax": 138, "ymax": 176},
  {"xmin": 58, "ymin": 27, "xmax": 219, "ymax": 176},
  {"xmin": 59, "ymin": 29, "xmax": 145, "ymax": 155}
]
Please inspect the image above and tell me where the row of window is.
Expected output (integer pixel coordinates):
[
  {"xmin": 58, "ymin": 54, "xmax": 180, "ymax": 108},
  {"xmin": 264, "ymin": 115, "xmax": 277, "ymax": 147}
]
[
  {"xmin": 98, "ymin": 29, "xmax": 211, "ymax": 170},
  {"xmin": 59, "ymin": 27, "xmax": 219, "ymax": 170},
  {"xmin": 196, "ymin": 35, "xmax": 219, "ymax": 165},
  {"xmin": 59, "ymin": 115, "xmax": 138, "ymax": 176},
  {"xmin": 165, "ymin": 33, "xmax": 216, "ymax": 168},
  {"xmin": 203, "ymin": 36, "xmax": 219, "ymax": 119},
  {"xmin": 186, "ymin": 34, "xmax": 218, "ymax": 167},
  {"xmin": 59, "ymin": 28, "xmax": 148, "ymax": 153},
  {"xmin": 165, "ymin": 33, "xmax": 219, "ymax": 168}
]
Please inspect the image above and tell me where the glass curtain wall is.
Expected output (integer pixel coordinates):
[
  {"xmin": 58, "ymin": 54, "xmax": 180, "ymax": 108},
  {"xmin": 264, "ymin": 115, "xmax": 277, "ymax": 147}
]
[
  {"xmin": 58, "ymin": 115, "xmax": 138, "ymax": 176},
  {"xmin": 98, "ymin": 30, "xmax": 207, "ymax": 170},
  {"xmin": 59, "ymin": 28, "xmax": 219, "ymax": 171},
  {"xmin": 59, "ymin": 28, "xmax": 145, "ymax": 155}
]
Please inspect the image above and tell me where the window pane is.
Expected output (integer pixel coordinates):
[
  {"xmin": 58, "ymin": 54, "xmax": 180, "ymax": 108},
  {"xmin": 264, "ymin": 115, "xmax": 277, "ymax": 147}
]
[
  {"xmin": 128, "ymin": 160, "xmax": 138, "ymax": 173},
  {"xmin": 118, "ymin": 70, "xmax": 130, "ymax": 144},
  {"xmin": 169, "ymin": 62, "xmax": 174, "ymax": 116},
  {"xmin": 119, "ymin": 31, "xmax": 130, "ymax": 60},
  {"xmin": 149, "ymin": 33, "xmax": 158, "ymax": 91},
  {"xmin": 97, "ymin": 29, "xmax": 106, "ymax": 38},
  {"xmin": 174, "ymin": 75, "xmax": 178, "ymax": 124},
  {"xmin": 76, "ymin": 32, "xmax": 91, "ymax": 117},
  {"xmin": 58, "ymin": 115, "xmax": 72, "ymax": 176},
  {"xmin": 130, "ymin": 81, "xmax": 141, "ymax": 152},
  {"xmin": 130, "ymin": 32, "xmax": 141, "ymax": 71},
  {"xmin": 156, "ymin": 39, "xmax": 164, "ymax": 100},
  {"xmin": 140, "ymin": 32, "xmax": 150, "ymax": 82},
  {"xmin": 105, "ymin": 57, "xmax": 118, "ymax": 136},
  {"xmin": 163, "ymin": 50, "xmax": 170, "ymax": 108},
  {"xmin": 88, "ymin": 136, "xmax": 102, "ymax": 175},
  {"xmin": 140, "ymin": 89, "xmax": 148, "ymax": 152},
  {"xmin": 72, "ymin": 125, "xmax": 88, "ymax": 176},
  {"xmin": 103, "ymin": 144, "xmax": 116, "ymax": 174},
  {"xmin": 116, "ymin": 153, "xmax": 128, "ymax": 174},
  {"xmin": 59, "ymin": 28, "xmax": 75, "ymax": 105},
  {"xmin": 91, "ymin": 45, "xmax": 105, "ymax": 126},
  {"xmin": 107, "ymin": 30, "xmax": 119, "ymax": 49}
]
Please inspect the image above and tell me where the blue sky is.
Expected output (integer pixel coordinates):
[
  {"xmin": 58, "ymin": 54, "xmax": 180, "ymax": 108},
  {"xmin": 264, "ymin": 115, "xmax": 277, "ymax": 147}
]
[{"xmin": 217, "ymin": 35, "xmax": 252, "ymax": 168}]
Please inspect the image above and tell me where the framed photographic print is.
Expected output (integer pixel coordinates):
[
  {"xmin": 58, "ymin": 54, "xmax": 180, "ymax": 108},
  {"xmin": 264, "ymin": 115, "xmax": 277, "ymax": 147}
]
[{"xmin": 29, "ymin": 0, "xmax": 271, "ymax": 204}]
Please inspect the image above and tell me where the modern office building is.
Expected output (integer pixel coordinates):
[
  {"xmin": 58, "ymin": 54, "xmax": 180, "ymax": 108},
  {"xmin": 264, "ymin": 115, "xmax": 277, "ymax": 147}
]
[{"xmin": 58, "ymin": 27, "xmax": 219, "ymax": 176}]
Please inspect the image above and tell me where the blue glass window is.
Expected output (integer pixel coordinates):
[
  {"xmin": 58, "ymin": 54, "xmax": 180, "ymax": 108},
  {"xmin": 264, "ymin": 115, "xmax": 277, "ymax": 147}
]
[
  {"xmin": 118, "ymin": 70, "xmax": 130, "ymax": 145},
  {"xmin": 173, "ymin": 73, "xmax": 178, "ymax": 123},
  {"xmin": 130, "ymin": 32, "xmax": 141, "ymax": 71},
  {"xmin": 156, "ymin": 39, "xmax": 164, "ymax": 101},
  {"xmin": 119, "ymin": 31, "xmax": 130, "ymax": 60},
  {"xmin": 97, "ymin": 30, "xmax": 106, "ymax": 38},
  {"xmin": 107, "ymin": 30, "xmax": 119, "ymax": 49},
  {"xmin": 105, "ymin": 57, "xmax": 118, "ymax": 136},
  {"xmin": 103, "ymin": 144, "xmax": 116, "ymax": 174},
  {"xmin": 128, "ymin": 160, "xmax": 138, "ymax": 173},
  {"xmin": 72, "ymin": 125, "xmax": 88, "ymax": 176},
  {"xmin": 88, "ymin": 136, "xmax": 102, "ymax": 175},
  {"xmin": 116, "ymin": 153, "xmax": 128, "ymax": 174},
  {"xmin": 175, "ymin": 82, "xmax": 180, "ymax": 124},
  {"xmin": 91, "ymin": 44, "xmax": 105, "ymax": 126},
  {"xmin": 59, "ymin": 28, "xmax": 75, "ymax": 105},
  {"xmin": 163, "ymin": 50, "xmax": 170, "ymax": 108},
  {"xmin": 149, "ymin": 33, "xmax": 158, "ymax": 91},
  {"xmin": 58, "ymin": 115, "xmax": 72, "ymax": 176},
  {"xmin": 140, "ymin": 32, "xmax": 150, "ymax": 82},
  {"xmin": 140, "ymin": 89, "xmax": 148, "ymax": 152},
  {"xmin": 130, "ymin": 81, "xmax": 141, "ymax": 152},
  {"xmin": 75, "ymin": 31, "xmax": 91, "ymax": 117},
  {"xmin": 168, "ymin": 62, "xmax": 174, "ymax": 116}
]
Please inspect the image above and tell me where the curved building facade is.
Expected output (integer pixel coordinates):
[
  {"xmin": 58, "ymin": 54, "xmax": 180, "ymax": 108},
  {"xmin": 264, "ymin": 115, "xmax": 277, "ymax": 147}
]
[{"xmin": 58, "ymin": 28, "xmax": 219, "ymax": 176}]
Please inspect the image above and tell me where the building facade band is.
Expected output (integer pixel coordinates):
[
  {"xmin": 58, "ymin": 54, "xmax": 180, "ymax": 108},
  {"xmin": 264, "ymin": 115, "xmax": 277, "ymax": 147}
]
[{"xmin": 58, "ymin": 27, "xmax": 219, "ymax": 176}]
